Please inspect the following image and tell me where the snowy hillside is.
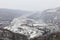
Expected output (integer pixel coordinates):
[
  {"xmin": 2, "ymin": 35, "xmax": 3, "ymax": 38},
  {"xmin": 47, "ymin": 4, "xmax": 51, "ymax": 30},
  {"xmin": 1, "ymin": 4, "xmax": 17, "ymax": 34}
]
[{"xmin": 4, "ymin": 17, "xmax": 60, "ymax": 39}]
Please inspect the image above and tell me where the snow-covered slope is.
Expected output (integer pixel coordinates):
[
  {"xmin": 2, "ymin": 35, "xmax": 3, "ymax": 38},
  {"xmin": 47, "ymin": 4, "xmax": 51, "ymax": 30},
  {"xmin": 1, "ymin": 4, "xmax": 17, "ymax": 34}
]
[
  {"xmin": 4, "ymin": 17, "xmax": 60, "ymax": 39},
  {"xmin": 4, "ymin": 17, "xmax": 44, "ymax": 39}
]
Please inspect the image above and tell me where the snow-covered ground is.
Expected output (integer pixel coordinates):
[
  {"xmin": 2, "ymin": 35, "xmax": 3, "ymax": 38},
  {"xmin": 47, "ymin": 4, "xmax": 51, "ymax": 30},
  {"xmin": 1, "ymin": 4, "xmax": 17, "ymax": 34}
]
[{"xmin": 4, "ymin": 17, "xmax": 60, "ymax": 39}]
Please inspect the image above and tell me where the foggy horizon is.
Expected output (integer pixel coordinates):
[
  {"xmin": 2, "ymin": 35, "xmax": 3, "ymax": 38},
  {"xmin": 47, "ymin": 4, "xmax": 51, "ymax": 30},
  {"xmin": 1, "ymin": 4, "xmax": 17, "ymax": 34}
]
[{"xmin": 0, "ymin": 0, "xmax": 60, "ymax": 11}]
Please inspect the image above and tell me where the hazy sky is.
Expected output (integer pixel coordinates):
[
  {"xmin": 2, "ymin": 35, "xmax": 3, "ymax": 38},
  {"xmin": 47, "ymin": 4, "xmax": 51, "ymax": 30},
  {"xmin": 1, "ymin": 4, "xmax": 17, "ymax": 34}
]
[{"xmin": 0, "ymin": 0, "xmax": 60, "ymax": 11}]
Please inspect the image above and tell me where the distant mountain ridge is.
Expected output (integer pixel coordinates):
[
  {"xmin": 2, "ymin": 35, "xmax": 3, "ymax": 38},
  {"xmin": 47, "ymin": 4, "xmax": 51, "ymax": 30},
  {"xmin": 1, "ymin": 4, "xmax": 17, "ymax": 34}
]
[
  {"xmin": 0, "ymin": 8, "xmax": 33, "ymax": 28},
  {"xmin": 28, "ymin": 7, "xmax": 60, "ymax": 25},
  {"xmin": 40, "ymin": 7, "xmax": 60, "ymax": 24}
]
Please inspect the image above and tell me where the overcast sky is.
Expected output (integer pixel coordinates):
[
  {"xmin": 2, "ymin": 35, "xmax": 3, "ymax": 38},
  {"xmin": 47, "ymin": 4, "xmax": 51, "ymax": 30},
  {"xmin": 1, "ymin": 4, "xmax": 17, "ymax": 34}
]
[{"xmin": 0, "ymin": 0, "xmax": 60, "ymax": 11}]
